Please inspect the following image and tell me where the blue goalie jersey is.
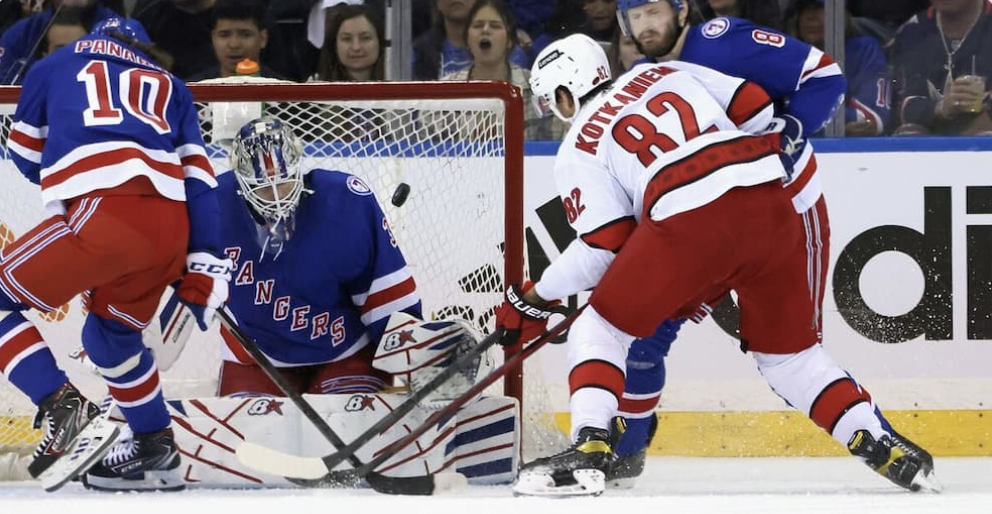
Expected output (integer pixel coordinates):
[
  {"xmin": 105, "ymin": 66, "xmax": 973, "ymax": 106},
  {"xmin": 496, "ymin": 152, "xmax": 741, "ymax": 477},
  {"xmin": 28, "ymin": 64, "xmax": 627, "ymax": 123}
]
[{"xmin": 218, "ymin": 169, "xmax": 423, "ymax": 366}]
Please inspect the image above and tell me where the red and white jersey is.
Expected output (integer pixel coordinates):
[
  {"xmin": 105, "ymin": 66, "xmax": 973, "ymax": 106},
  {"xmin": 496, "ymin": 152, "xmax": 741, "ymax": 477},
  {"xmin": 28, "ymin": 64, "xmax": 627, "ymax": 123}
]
[{"xmin": 535, "ymin": 61, "xmax": 786, "ymax": 302}]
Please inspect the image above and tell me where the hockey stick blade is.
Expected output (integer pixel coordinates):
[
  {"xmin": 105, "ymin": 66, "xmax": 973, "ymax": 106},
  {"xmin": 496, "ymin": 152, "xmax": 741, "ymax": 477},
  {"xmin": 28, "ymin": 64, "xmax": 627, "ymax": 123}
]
[
  {"xmin": 236, "ymin": 442, "xmax": 331, "ymax": 481},
  {"xmin": 236, "ymin": 442, "xmax": 465, "ymax": 493},
  {"xmin": 236, "ymin": 306, "xmax": 586, "ymax": 485},
  {"xmin": 217, "ymin": 307, "xmax": 441, "ymax": 495}
]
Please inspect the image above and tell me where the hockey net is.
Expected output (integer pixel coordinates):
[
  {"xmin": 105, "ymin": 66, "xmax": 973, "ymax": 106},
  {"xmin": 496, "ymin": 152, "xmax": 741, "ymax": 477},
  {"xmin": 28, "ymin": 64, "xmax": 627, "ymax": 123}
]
[{"xmin": 0, "ymin": 80, "xmax": 564, "ymax": 479}]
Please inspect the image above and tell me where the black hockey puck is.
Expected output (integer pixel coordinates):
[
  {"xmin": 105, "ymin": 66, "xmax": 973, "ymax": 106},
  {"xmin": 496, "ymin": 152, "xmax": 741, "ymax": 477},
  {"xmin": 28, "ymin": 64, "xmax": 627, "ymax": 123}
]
[{"xmin": 392, "ymin": 182, "xmax": 411, "ymax": 207}]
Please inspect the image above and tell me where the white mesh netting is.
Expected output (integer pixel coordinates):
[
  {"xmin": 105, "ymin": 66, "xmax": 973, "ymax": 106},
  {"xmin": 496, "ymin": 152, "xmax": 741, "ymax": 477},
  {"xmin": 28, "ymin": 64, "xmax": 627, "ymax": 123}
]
[{"xmin": 0, "ymin": 81, "xmax": 565, "ymax": 478}]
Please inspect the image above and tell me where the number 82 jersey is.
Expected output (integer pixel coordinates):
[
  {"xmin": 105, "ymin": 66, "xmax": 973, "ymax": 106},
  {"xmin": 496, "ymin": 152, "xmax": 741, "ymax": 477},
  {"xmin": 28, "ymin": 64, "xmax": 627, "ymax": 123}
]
[{"xmin": 535, "ymin": 61, "xmax": 786, "ymax": 301}]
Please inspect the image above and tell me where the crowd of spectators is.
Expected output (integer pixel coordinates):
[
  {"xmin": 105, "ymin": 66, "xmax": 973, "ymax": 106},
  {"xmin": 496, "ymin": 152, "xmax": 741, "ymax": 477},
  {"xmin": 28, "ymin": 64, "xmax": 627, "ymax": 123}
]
[{"xmin": 0, "ymin": 0, "xmax": 988, "ymax": 137}]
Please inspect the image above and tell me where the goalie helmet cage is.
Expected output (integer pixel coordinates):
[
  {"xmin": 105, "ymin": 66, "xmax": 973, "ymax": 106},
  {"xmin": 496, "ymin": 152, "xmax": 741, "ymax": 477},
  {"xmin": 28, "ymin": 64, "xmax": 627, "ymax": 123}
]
[{"xmin": 0, "ymin": 81, "xmax": 563, "ymax": 478}]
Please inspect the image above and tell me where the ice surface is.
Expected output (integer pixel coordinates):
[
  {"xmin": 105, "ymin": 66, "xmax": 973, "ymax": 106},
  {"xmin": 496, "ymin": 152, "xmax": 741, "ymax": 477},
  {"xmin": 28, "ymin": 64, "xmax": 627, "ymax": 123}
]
[{"xmin": 1, "ymin": 457, "xmax": 988, "ymax": 514}]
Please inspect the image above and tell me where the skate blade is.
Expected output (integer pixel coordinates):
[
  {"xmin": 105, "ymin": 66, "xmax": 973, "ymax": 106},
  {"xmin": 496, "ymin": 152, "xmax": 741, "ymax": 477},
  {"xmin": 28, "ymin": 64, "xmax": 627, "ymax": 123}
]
[
  {"xmin": 911, "ymin": 468, "xmax": 943, "ymax": 493},
  {"xmin": 39, "ymin": 416, "xmax": 120, "ymax": 492},
  {"xmin": 512, "ymin": 469, "xmax": 605, "ymax": 498},
  {"xmin": 606, "ymin": 476, "xmax": 638, "ymax": 490},
  {"xmin": 82, "ymin": 469, "xmax": 186, "ymax": 492}
]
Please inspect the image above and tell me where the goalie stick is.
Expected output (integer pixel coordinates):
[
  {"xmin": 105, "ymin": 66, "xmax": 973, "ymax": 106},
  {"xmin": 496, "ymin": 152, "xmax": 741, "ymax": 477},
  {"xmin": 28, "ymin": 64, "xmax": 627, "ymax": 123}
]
[
  {"xmin": 236, "ymin": 304, "xmax": 587, "ymax": 484},
  {"xmin": 216, "ymin": 307, "xmax": 462, "ymax": 495}
]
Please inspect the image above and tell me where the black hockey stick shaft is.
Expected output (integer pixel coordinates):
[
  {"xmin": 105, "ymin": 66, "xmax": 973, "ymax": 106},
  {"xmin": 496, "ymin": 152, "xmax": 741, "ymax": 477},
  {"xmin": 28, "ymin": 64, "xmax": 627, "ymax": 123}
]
[
  {"xmin": 336, "ymin": 305, "xmax": 587, "ymax": 480},
  {"xmin": 216, "ymin": 307, "xmax": 436, "ymax": 495}
]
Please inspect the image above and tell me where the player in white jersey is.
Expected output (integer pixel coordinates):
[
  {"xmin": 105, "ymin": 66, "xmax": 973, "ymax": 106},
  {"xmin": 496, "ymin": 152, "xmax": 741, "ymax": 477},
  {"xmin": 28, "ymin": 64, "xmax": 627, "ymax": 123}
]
[{"xmin": 495, "ymin": 34, "xmax": 940, "ymax": 497}]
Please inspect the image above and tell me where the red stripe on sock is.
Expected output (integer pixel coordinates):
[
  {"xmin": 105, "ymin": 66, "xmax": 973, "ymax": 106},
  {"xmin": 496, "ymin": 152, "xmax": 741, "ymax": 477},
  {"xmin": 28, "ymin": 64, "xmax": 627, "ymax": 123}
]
[
  {"xmin": 569, "ymin": 360, "xmax": 625, "ymax": 398},
  {"xmin": 108, "ymin": 370, "xmax": 161, "ymax": 404},
  {"xmin": 619, "ymin": 394, "xmax": 661, "ymax": 416},
  {"xmin": 0, "ymin": 324, "xmax": 44, "ymax": 374},
  {"xmin": 809, "ymin": 378, "xmax": 872, "ymax": 434}
]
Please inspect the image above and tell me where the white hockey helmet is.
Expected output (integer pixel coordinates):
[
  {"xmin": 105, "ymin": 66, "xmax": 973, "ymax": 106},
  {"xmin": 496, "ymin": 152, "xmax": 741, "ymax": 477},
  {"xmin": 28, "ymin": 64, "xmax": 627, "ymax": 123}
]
[{"xmin": 529, "ymin": 33, "xmax": 612, "ymax": 123}]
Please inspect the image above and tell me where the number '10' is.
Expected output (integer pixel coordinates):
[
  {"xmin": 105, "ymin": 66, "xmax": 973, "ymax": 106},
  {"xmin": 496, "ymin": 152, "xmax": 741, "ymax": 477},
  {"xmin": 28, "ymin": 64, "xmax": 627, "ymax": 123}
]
[{"xmin": 77, "ymin": 60, "xmax": 173, "ymax": 134}]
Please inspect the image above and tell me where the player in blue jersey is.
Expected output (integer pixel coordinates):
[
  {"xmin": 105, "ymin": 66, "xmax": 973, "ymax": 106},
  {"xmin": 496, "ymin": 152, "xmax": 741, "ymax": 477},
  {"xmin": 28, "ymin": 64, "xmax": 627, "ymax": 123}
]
[
  {"xmin": 609, "ymin": 0, "xmax": 936, "ymax": 492},
  {"xmin": 214, "ymin": 117, "xmax": 422, "ymax": 397},
  {"xmin": 2, "ymin": 18, "xmax": 233, "ymax": 492}
]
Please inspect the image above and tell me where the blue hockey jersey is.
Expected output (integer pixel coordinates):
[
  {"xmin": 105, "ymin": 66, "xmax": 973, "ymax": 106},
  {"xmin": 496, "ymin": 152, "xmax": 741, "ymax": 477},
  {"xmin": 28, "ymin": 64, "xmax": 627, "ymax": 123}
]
[
  {"xmin": 8, "ymin": 34, "xmax": 220, "ymax": 251},
  {"xmin": 218, "ymin": 169, "xmax": 423, "ymax": 367},
  {"xmin": 678, "ymin": 17, "xmax": 846, "ymax": 136},
  {"xmin": 0, "ymin": 5, "xmax": 119, "ymax": 85}
]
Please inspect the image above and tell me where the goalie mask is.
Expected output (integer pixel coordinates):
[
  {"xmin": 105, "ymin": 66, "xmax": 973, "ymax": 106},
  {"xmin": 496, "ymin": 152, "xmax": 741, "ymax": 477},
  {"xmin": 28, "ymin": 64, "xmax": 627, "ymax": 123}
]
[
  {"xmin": 530, "ymin": 33, "xmax": 612, "ymax": 123},
  {"xmin": 231, "ymin": 117, "xmax": 306, "ymax": 257}
]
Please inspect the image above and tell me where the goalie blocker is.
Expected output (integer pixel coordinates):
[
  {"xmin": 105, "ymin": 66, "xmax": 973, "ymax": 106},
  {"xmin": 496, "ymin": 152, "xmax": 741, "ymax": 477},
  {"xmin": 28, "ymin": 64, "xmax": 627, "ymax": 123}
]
[{"xmin": 98, "ymin": 311, "xmax": 519, "ymax": 487}]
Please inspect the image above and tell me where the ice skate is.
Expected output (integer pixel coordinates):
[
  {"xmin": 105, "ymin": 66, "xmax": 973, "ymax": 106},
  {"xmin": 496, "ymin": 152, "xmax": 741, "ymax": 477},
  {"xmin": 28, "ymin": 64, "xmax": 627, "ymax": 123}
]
[
  {"xmin": 513, "ymin": 417, "xmax": 625, "ymax": 497},
  {"xmin": 606, "ymin": 415, "xmax": 656, "ymax": 489},
  {"xmin": 848, "ymin": 429, "xmax": 942, "ymax": 493},
  {"xmin": 27, "ymin": 382, "xmax": 102, "ymax": 478},
  {"xmin": 83, "ymin": 427, "xmax": 185, "ymax": 492}
]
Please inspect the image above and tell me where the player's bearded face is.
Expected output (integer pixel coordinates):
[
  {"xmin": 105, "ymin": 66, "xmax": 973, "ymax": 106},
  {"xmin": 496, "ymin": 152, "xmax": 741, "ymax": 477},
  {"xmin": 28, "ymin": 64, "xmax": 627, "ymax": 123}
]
[{"xmin": 627, "ymin": 3, "xmax": 681, "ymax": 58}]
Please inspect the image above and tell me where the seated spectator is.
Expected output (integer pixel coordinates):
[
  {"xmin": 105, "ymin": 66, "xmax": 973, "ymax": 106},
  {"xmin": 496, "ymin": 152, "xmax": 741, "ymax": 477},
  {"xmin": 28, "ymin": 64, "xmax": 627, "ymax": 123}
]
[
  {"xmin": 791, "ymin": 0, "xmax": 890, "ymax": 136},
  {"xmin": 606, "ymin": 29, "xmax": 644, "ymax": 78},
  {"xmin": 412, "ymin": 0, "xmax": 529, "ymax": 80},
  {"xmin": 0, "ymin": 0, "xmax": 118, "ymax": 84},
  {"xmin": 133, "ymin": 0, "xmax": 216, "ymax": 80},
  {"xmin": 439, "ymin": 0, "xmax": 565, "ymax": 140},
  {"xmin": 578, "ymin": 0, "xmax": 617, "ymax": 43},
  {"xmin": 694, "ymin": 0, "xmax": 784, "ymax": 31},
  {"xmin": 188, "ymin": 0, "xmax": 283, "ymax": 81},
  {"xmin": 314, "ymin": 2, "xmax": 384, "ymax": 81},
  {"xmin": 891, "ymin": 0, "xmax": 992, "ymax": 135}
]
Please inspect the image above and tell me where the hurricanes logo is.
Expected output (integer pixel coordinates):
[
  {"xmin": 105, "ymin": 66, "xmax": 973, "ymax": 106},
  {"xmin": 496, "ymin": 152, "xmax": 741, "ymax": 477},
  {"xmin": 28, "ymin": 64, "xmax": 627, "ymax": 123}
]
[
  {"xmin": 0, "ymin": 221, "xmax": 70, "ymax": 322},
  {"xmin": 247, "ymin": 398, "xmax": 284, "ymax": 416},
  {"xmin": 344, "ymin": 394, "xmax": 376, "ymax": 412}
]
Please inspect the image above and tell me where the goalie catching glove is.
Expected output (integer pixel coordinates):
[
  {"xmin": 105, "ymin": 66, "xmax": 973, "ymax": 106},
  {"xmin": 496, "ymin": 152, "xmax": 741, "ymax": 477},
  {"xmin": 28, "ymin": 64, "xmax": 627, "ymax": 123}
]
[
  {"xmin": 495, "ymin": 282, "xmax": 560, "ymax": 346},
  {"xmin": 177, "ymin": 251, "xmax": 234, "ymax": 330}
]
